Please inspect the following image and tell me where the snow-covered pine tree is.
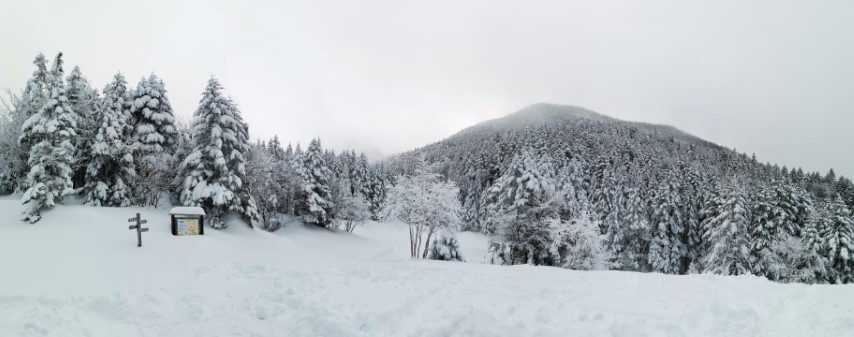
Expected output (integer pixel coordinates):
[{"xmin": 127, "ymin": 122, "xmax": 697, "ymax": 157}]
[
  {"xmin": 297, "ymin": 138, "xmax": 335, "ymax": 227},
  {"xmin": 818, "ymin": 196, "xmax": 854, "ymax": 283},
  {"xmin": 792, "ymin": 207, "xmax": 830, "ymax": 283},
  {"xmin": 613, "ymin": 185, "xmax": 650, "ymax": 271},
  {"xmin": 10, "ymin": 53, "xmax": 50, "ymax": 192},
  {"xmin": 750, "ymin": 183, "xmax": 785, "ymax": 280},
  {"xmin": 703, "ymin": 179, "xmax": 753, "ymax": 276},
  {"xmin": 365, "ymin": 166, "xmax": 388, "ymax": 221},
  {"xmin": 83, "ymin": 73, "xmax": 135, "ymax": 207},
  {"xmin": 749, "ymin": 180, "xmax": 815, "ymax": 280},
  {"xmin": 19, "ymin": 52, "xmax": 78, "ymax": 223},
  {"xmin": 680, "ymin": 162, "xmax": 705, "ymax": 271},
  {"xmin": 66, "ymin": 65, "xmax": 101, "ymax": 190},
  {"xmin": 648, "ymin": 170, "xmax": 684, "ymax": 274},
  {"xmin": 246, "ymin": 140, "xmax": 288, "ymax": 230},
  {"xmin": 353, "ymin": 152, "xmax": 371, "ymax": 197},
  {"xmin": 130, "ymin": 74, "xmax": 179, "ymax": 206},
  {"xmin": 129, "ymin": 74, "xmax": 178, "ymax": 155},
  {"xmin": 176, "ymin": 77, "xmax": 258, "ymax": 229},
  {"xmin": 483, "ymin": 147, "xmax": 561, "ymax": 265}
]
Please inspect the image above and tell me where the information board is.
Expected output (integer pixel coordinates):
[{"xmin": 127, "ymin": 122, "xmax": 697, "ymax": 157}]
[{"xmin": 176, "ymin": 218, "xmax": 200, "ymax": 235}]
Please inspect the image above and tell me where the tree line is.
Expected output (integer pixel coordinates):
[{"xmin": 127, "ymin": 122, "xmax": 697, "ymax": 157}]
[{"xmin": 0, "ymin": 52, "xmax": 391, "ymax": 232}]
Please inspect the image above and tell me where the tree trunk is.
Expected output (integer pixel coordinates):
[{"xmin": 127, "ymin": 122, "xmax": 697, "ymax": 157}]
[
  {"xmin": 421, "ymin": 228, "xmax": 435, "ymax": 259},
  {"xmin": 409, "ymin": 225, "xmax": 417, "ymax": 258}
]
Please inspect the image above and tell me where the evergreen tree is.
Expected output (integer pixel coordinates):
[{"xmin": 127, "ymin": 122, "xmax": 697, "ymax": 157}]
[
  {"xmin": 11, "ymin": 53, "xmax": 50, "ymax": 192},
  {"xmin": 66, "ymin": 65, "xmax": 100, "ymax": 190},
  {"xmin": 648, "ymin": 170, "xmax": 684, "ymax": 274},
  {"xmin": 176, "ymin": 77, "xmax": 258, "ymax": 229},
  {"xmin": 703, "ymin": 179, "xmax": 752, "ymax": 275},
  {"xmin": 750, "ymin": 183, "xmax": 780, "ymax": 278},
  {"xmin": 83, "ymin": 73, "xmax": 135, "ymax": 207},
  {"xmin": 818, "ymin": 196, "xmax": 854, "ymax": 283},
  {"xmin": 129, "ymin": 74, "xmax": 179, "ymax": 206},
  {"xmin": 613, "ymin": 185, "xmax": 650, "ymax": 271},
  {"xmin": 297, "ymin": 138, "xmax": 334, "ymax": 227},
  {"xmin": 483, "ymin": 148, "xmax": 561, "ymax": 265},
  {"xmin": 129, "ymin": 74, "xmax": 178, "ymax": 154},
  {"xmin": 19, "ymin": 53, "xmax": 78, "ymax": 223}
]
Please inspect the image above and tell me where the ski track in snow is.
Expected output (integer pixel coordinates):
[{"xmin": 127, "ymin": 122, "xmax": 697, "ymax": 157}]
[{"xmin": 0, "ymin": 197, "xmax": 852, "ymax": 337}]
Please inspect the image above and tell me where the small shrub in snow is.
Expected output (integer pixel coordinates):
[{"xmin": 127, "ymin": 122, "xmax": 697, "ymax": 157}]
[
  {"xmin": 483, "ymin": 241, "xmax": 511, "ymax": 265},
  {"xmin": 428, "ymin": 233, "xmax": 464, "ymax": 262}
]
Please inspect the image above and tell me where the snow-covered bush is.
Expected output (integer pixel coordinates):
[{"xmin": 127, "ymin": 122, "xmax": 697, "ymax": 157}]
[
  {"xmin": 483, "ymin": 241, "xmax": 511, "ymax": 265},
  {"xmin": 428, "ymin": 233, "xmax": 465, "ymax": 262},
  {"xmin": 382, "ymin": 168, "xmax": 461, "ymax": 258},
  {"xmin": 555, "ymin": 214, "xmax": 612, "ymax": 270},
  {"xmin": 331, "ymin": 178, "xmax": 370, "ymax": 232}
]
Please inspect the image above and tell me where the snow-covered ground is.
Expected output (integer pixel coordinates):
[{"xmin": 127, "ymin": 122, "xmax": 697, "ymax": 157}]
[{"xmin": 0, "ymin": 196, "xmax": 852, "ymax": 337}]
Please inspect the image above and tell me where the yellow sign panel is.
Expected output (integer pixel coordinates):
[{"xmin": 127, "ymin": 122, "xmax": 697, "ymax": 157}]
[{"xmin": 176, "ymin": 218, "xmax": 200, "ymax": 235}]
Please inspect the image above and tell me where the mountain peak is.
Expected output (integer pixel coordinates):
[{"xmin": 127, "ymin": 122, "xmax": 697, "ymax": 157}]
[{"xmin": 510, "ymin": 103, "xmax": 615, "ymax": 123}]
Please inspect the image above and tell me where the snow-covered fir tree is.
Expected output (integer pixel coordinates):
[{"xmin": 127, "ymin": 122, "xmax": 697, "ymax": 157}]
[
  {"xmin": 297, "ymin": 138, "xmax": 334, "ymax": 227},
  {"xmin": 648, "ymin": 170, "xmax": 684, "ymax": 274},
  {"xmin": 129, "ymin": 74, "xmax": 179, "ymax": 206},
  {"xmin": 66, "ymin": 65, "xmax": 101, "ymax": 190},
  {"xmin": 613, "ymin": 185, "xmax": 650, "ymax": 271},
  {"xmin": 817, "ymin": 196, "xmax": 854, "ymax": 283},
  {"xmin": 18, "ymin": 52, "xmax": 78, "ymax": 223},
  {"xmin": 129, "ymin": 74, "xmax": 178, "ymax": 154},
  {"xmin": 176, "ymin": 77, "xmax": 258, "ymax": 229},
  {"xmin": 703, "ymin": 179, "xmax": 753, "ymax": 275},
  {"xmin": 245, "ymin": 140, "xmax": 288, "ymax": 231},
  {"xmin": 6, "ymin": 54, "xmax": 50, "ymax": 192},
  {"xmin": 83, "ymin": 73, "xmax": 135, "ymax": 207},
  {"xmin": 482, "ymin": 147, "xmax": 561, "ymax": 265}
]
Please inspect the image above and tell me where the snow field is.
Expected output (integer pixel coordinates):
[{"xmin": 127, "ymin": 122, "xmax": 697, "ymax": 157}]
[{"xmin": 0, "ymin": 197, "xmax": 852, "ymax": 337}]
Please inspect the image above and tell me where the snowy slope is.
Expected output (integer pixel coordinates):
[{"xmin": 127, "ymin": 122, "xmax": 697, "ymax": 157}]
[{"xmin": 0, "ymin": 196, "xmax": 852, "ymax": 337}]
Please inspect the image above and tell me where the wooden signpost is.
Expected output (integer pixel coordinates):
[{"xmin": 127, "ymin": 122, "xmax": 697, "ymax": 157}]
[{"xmin": 128, "ymin": 213, "xmax": 149, "ymax": 247}]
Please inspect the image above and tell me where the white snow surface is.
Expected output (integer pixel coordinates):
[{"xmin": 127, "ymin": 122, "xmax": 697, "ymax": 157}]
[
  {"xmin": 0, "ymin": 196, "xmax": 852, "ymax": 337},
  {"xmin": 169, "ymin": 206, "xmax": 207, "ymax": 216}
]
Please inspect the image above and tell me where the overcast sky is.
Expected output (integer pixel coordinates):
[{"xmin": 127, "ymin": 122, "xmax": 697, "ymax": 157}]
[{"xmin": 2, "ymin": 0, "xmax": 854, "ymax": 177}]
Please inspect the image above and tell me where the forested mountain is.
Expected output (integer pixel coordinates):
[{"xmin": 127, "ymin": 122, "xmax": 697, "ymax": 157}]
[{"xmin": 385, "ymin": 103, "xmax": 854, "ymax": 283}]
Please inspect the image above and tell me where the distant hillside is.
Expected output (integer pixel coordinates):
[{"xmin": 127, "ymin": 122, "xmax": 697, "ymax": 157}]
[
  {"xmin": 384, "ymin": 103, "xmax": 853, "ymax": 280},
  {"xmin": 449, "ymin": 103, "xmax": 712, "ymax": 147}
]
